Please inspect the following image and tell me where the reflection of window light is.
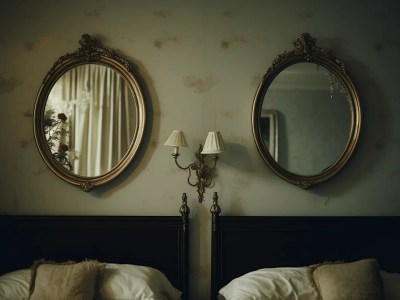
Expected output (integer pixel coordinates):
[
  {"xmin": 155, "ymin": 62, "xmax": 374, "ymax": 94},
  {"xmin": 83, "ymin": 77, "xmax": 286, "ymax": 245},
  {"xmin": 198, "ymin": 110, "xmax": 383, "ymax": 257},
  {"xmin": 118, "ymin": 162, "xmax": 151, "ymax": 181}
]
[{"xmin": 46, "ymin": 81, "xmax": 91, "ymax": 116}]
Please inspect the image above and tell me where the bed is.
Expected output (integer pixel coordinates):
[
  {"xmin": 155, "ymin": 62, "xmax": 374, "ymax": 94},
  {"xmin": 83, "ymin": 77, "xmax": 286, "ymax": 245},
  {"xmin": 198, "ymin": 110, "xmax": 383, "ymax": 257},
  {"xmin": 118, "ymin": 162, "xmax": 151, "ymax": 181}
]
[
  {"xmin": 0, "ymin": 198, "xmax": 190, "ymax": 300},
  {"xmin": 210, "ymin": 200, "xmax": 400, "ymax": 300}
]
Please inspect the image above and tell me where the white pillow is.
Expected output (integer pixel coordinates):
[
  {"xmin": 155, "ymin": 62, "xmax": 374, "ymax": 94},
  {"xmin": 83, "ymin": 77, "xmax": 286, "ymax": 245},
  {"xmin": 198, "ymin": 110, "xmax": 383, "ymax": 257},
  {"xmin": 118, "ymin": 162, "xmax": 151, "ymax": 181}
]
[
  {"xmin": 0, "ymin": 264, "xmax": 182, "ymax": 300},
  {"xmin": 97, "ymin": 263, "xmax": 182, "ymax": 300},
  {"xmin": 218, "ymin": 267, "xmax": 319, "ymax": 300},
  {"xmin": 380, "ymin": 270, "xmax": 400, "ymax": 300},
  {"xmin": 0, "ymin": 268, "xmax": 30, "ymax": 300}
]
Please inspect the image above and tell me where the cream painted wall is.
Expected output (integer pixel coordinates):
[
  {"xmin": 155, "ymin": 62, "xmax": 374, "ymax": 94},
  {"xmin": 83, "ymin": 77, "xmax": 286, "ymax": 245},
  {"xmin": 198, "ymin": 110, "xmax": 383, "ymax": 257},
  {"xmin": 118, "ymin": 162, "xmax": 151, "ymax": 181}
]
[{"xmin": 1, "ymin": 1, "xmax": 400, "ymax": 299}]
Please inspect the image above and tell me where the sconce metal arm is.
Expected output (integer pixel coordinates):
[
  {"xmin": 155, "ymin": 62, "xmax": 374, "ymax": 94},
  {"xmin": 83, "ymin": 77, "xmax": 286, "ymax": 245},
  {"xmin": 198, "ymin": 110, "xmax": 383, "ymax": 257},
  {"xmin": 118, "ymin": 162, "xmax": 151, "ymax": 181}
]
[{"xmin": 171, "ymin": 144, "xmax": 219, "ymax": 203}]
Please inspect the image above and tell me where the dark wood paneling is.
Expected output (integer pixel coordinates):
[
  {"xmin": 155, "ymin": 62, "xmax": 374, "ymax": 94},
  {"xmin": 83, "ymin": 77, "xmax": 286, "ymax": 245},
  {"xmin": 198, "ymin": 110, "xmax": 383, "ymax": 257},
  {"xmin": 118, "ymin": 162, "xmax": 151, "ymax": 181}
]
[
  {"xmin": 211, "ymin": 216, "xmax": 400, "ymax": 300},
  {"xmin": 0, "ymin": 215, "xmax": 189, "ymax": 299}
]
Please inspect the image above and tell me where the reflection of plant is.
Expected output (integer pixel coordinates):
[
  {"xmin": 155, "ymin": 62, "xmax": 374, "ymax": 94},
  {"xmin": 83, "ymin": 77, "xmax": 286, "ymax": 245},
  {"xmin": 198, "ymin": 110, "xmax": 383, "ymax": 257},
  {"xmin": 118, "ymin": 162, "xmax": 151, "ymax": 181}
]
[{"xmin": 44, "ymin": 109, "xmax": 77, "ymax": 171}]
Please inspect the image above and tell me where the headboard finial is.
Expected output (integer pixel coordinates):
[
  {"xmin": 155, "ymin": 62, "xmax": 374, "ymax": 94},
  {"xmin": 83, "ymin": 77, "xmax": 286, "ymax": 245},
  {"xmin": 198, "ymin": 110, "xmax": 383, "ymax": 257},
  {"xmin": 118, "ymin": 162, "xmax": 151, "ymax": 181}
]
[
  {"xmin": 210, "ymin": 192, "xmax": 221, "ymax": 215},
  {"xmin": 180, "ymin": 193, "xmax": 190, "ymax": 235},
  {"xmin": 179, "ymin": 192, "xmax": 190, "ymax": 216},
  {"xmin": 210, "ymin": 192, "xmax": 221, "ymax": 234}
]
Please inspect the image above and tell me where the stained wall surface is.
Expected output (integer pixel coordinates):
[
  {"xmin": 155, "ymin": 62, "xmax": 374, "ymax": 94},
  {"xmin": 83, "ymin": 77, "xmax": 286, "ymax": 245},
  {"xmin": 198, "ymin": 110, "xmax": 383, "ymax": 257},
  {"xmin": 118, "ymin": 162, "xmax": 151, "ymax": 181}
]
[{"xmin": 1, "ymin": 1, "xmax": 400, "ymax": 299}]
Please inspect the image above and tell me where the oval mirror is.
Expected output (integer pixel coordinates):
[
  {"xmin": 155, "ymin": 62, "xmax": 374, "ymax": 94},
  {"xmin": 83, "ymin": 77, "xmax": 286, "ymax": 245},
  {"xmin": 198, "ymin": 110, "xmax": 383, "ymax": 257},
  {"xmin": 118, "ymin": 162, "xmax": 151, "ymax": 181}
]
[
  {"xmin": 34, "ymin": 34, "xmax": 146, "ymax": 191},
  {"xmin": 252, "ymin": 33, "xmax": 361, "ymax": 189}
]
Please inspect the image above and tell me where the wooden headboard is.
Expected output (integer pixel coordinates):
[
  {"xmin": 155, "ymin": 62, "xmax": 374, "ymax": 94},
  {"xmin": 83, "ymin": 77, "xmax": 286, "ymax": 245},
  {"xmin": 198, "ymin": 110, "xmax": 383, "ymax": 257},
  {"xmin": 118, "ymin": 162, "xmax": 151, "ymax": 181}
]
[
  {"xmin": 210, "ymin": 205, "xmax": 400, "ymax": 299},
  {"xmin": 0, "ymin": 201, "xmax": 190, "ymax": 299}
]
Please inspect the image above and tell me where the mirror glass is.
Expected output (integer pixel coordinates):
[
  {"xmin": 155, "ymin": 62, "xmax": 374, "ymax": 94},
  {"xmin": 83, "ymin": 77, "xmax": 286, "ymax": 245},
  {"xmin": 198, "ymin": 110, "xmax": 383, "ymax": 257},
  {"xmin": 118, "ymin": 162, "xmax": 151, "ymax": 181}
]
[
  {"xmin": 261, "ymin": 62, "xmax": 351, "ymax": 176},
  {"xmin": 45, "ymin": 64, "xmax": 138, "ymax": 177},
  {"xmin": 252, "ymin": 33, "xmax": 361, "ymax": 189},
  {"xmin": 34, "ymin": 34, "xmax": 146, "ymax": 191}
]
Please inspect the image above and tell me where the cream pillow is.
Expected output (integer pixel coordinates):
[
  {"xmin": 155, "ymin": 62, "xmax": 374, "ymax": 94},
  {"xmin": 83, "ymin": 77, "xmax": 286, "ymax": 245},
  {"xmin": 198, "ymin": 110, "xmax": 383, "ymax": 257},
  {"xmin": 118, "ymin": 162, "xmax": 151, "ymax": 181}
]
[
  {"xmin": 29, "ymin": 260, "xmax": 104, "ymax": 300},
  {"xmin": 312, "ymin": 258, "xmax": 383, "ymax": 300},
  {"xmin": 380, "ymin": 270, "xmax": 400, "ymax": 300}
]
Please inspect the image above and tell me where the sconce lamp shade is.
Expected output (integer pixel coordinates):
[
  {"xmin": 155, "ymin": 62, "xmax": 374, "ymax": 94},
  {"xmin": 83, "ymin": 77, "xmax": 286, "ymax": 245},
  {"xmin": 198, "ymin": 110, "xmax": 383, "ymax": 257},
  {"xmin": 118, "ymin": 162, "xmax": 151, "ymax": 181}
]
[
  {"xmin": 164, "ymin": 130, "xmax": 225, "ymax": 202},
  {"xmin": 201, "ymin": 131, "xmax": 226, "ymax": 154},
  {"xmin": 164, "ymin": 130, "xmax": 188, "ymax": 147}
]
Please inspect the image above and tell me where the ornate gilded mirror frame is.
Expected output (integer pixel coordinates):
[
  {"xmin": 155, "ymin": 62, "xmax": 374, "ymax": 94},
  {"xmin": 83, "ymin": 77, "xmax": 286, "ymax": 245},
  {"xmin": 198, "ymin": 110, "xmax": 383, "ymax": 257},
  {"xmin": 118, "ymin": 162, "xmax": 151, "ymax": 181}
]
[
  {"xmin": 34, "ymin": 34, "xmax": 146, "ymax": 192},
  {"xmin": 252, "ymin": 33, "xmax": 361, "ymax": 189}
]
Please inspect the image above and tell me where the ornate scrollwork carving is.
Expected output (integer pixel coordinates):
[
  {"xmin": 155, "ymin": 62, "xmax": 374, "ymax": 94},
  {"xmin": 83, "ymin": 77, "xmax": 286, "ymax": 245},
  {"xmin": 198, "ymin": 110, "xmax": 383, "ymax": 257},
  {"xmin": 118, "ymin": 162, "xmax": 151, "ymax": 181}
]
[
  {"xmin": 268, "ymin": 33, "xmax": 346, "ymax": 75},
  {"xmin": 34, "ymin": 34, "xmax": 146, "ymax": 191},
  {"xmin": 297, "ymin": 180, "xmax": 312, "ymax": 190},
  {"xmin": 80, "ymin": 182, "xmax": 95, "ymax": 192},
  {"xmin": 293, "ymin": 32, "xmax": 317, "ymax": 55},
  {"xmin": 252, "ymin": 33, "xmax": 361, "ymax": 189},
  {"xmin": 45, "ymin": 34, "xmax": 132, "ymax": 83},
  {"xmin": 76, "ymin": 34, "xmax": 102, "ymax": 61}
]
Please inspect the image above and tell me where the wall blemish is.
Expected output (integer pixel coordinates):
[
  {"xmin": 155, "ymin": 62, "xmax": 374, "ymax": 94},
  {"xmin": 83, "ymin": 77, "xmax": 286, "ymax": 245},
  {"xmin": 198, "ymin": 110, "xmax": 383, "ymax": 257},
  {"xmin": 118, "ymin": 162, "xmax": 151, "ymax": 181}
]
[
  {"xmin": 153, "ymin": 34, "xmax": 178, "ymax": 49},
  {"xmin": 220, "ymin": 35, "xmax": 246, "ymax": 49},
  {"xmin": 24, "ymin": 41, "xmax": 34, "ymax": 51},
  {"xmin": 220, "ymin": 111, "xmax": 237, "ymax": 119},
  {"xmin": 22, "ymin": 111, "xmax": 33, "ymax": 118},
  {"xmin": 182, "ymin": 75, "xmax": 215, "ymax": 94},
  {"xmin": 20, "ymin": 140, "xmax": 29, "ymax": 149},
  {"xmin": 150, "ymin": 140, "xmax": 158, "ymax": 148},
  {"xmin": 154, "ymin": 10, "xmax": 171, "ymax": 18},
  {"xmin": 84, "ymin": 9, "xmax": 101, "ymax": 17},
  {"xmin": 33, "ymin": 168, "xmax": 47, "ymax": 176},
  {"xmin": 373, "ymin": 41, "xmax": 384, "ymax": 52},
  {"xmin": 221, "ymin": 11, "xmax": 235, "ymax": 18},
  {"xmin": 251, "ymin": 74, "xmax": 263, "ymax": 88},
  {"xmin": 295, "ymin": 11, "xmax": 314, "ymax": 19},
  {"xmin": 0, "ymin": 76, "xmax": 23, "ymax": 94},
  {"xmin": 375, "ymin": 140, "xmax": 385, "ymax": 151}
]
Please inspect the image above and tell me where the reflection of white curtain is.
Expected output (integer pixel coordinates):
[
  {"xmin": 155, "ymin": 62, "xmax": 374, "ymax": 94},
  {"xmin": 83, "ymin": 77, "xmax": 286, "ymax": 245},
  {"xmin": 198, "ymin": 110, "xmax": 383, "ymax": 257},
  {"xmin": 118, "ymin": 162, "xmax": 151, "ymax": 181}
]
[{"xmin": 47, "ymin": 64, "xmax": 137, "ymax": 177}]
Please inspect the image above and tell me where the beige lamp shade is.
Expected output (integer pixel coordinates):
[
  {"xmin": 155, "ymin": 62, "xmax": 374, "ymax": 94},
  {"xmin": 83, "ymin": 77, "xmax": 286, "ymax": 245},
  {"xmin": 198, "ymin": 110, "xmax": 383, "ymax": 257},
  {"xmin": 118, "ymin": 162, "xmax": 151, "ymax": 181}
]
[
  {"xmin": 164, "ymin": 130, "xmax": 188, "ymax": 147},
  {"xmin": 201, "ymin": 131, "xmax": 226, "ymax": 154}
]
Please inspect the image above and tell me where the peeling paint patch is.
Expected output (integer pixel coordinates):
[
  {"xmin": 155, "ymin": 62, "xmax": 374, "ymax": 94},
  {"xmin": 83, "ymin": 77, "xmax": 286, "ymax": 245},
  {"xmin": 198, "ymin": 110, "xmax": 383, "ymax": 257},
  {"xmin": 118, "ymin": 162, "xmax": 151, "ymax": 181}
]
[
  {"xmin": 0, "ymin": 76, "xmax": 23, "ymax": 94},
  {"xmin": 84, "ymin": 9, "xmax": 101, "ymax": 17},
  {"xmin": 20, "ymin": 140, "xmax": 29, "ymax": 149},
  {"xmin": 24, "ymin": 41, "xmax": 34, "ymax": 51},
  {"xmin": 220, "ymin": 35, "xmax": 246, "ymax": 49},
  {"xmin": 153, "ymin": 34, "xmax": 178, "ymax": 49},
  {"xmin": 154, "ymin": 10, "xmax": 171, "ymax": 18},
  {"xmin": 183, "ymin": 75, "xmax": 215, "ymax": 94}
]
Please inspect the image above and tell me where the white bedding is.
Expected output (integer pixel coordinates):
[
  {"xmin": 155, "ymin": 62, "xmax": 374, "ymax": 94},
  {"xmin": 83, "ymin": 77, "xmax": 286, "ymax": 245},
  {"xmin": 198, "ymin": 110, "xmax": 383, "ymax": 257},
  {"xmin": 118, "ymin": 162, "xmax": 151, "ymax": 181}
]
[
  {"xmin": 218, "ymin": 267, "xmax": 319, "ymax": 300},
  {"xmin": 0, "ymin": 269, "xmax": 30, "ymax": 300},
  {"xmin": 218, "ymin": 265, "xmax": 400, "ymax": 300},
  {"xmin": 0, "ymin": 263, "xmax": 182, "ymax": 300}
]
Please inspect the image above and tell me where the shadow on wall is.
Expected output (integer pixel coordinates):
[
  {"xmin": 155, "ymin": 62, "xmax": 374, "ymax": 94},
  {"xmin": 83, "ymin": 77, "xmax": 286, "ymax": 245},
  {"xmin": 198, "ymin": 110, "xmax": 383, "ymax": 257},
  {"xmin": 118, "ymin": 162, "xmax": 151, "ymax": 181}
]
[{"xmin": 220, "ymin": 143, "xmax": 254, "ymax": 173}]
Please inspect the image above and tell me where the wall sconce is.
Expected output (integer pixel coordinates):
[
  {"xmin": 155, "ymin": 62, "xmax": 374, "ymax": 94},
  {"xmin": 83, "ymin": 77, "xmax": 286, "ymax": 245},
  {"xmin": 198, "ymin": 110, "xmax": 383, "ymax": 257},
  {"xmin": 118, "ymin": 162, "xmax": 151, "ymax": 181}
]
[{"xmin": 164, "ymin": 130, "xmax": 225, "ymax": 203}]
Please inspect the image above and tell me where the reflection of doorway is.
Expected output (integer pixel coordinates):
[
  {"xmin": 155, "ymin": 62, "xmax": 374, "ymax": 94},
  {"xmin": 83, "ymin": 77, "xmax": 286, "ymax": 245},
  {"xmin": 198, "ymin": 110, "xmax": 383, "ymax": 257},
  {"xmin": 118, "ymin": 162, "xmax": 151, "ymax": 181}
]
[{"xmin": 260, "ymin": 110, "xmax": 278, "ymax": 162}]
